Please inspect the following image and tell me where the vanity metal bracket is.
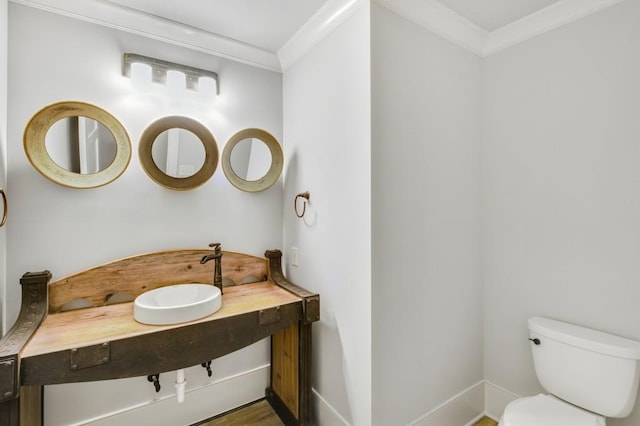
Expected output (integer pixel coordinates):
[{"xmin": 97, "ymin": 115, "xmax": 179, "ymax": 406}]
[
  {"xmin": 264, "ymin": 249, "xmax": 320, "ymax": 326},
  {"xmin": 302, "ymin": 295, "xmax": 320, "ymax": 324},
  {"xmin": 70, "ymin": 342, "xmax": 110, "ymax": 371},
  {"xmin": 0, "ymin": 271, "xmax": 51, "ymax": 403},
  {"xmin": 259, "ymin": 306, "xmax": 281, "ymax": 326},
  {"xmin": 0, "ymin": 358, "xmax": 17, "ymax": 401}
]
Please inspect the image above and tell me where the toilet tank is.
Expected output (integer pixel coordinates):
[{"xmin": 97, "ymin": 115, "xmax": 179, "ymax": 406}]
[{"xmin": 528, "ymin": 316, "xmax": 640, "ymax": 418}]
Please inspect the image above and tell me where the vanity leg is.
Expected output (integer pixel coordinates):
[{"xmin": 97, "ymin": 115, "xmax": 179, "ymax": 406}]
[
  {"xmin": 0, "ymin": 397, "xmax": 19, "ymax": 426},
  {"xmin": 0, "ymin": 385, "xmax": 41, "ymax": 426},
  {"xmin": 20, "ymin": 386, "xmax": 43, "ymax": 426},
  {"xmin": 298, "ymin": 322, "xmax": 312, "ymax": 425},
  {"xmin": 267, "ymin": 321, "xmax": 313, "ymax": 426}
]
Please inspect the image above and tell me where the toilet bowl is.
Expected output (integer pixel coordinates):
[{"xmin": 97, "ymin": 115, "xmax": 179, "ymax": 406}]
[
  {"xmin": 499, "ymin": 394, "xmax": 605, "ymax": 426},
  {"xmin": 498, "ymin": 317, "xmax": 640, "ymax": 426}
]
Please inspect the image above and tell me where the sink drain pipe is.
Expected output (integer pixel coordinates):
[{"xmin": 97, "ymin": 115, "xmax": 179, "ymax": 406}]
[{"xmin": 175, "ymin": 369, "xmax": 186, "ymax": 403}]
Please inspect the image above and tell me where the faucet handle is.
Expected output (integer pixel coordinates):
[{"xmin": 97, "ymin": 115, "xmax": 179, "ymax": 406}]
[{"xmin": 208, "ymin": 242, "xmax": 221, "ymax": 252}]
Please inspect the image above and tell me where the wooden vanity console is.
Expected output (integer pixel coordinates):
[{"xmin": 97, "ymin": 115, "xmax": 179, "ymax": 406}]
[{"xmin": 0, "ymin": 248, "xmax": 319, "ymax": 426}]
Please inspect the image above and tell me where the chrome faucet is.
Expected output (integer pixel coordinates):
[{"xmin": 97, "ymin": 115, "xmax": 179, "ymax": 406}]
[{"xmin": 200, "ymin": 242, "xmax": 223, "ymax": 294}]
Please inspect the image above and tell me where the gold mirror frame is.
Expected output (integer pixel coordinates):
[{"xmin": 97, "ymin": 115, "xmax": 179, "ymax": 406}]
[
  {"xmin": 24, "ymin": 101, "xmax": 131, "ymax": 189},
  {"xmin": 139, "ymin": 116, "xmax": 218, "ymax": 191},
  {"xmin": 222, "ymin": 128, "xmax": 283, "ymax": 193}
]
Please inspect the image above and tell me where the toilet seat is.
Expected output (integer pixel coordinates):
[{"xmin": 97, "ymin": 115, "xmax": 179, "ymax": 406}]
[{"xmin": 500, "ymin": 394, "xmax": 605, "ymax": 426}]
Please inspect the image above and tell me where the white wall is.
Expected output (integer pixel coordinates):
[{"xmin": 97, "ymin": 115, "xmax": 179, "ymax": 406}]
[
  {"xmin": 7, "ymin": 4, "xmax": 282, "ymax": 425},
  {"xmin": 371, "ymin": 4, "xmax": 483, "ymax": 425},
  {"xmin": 482, "ymin": 1, "xmax": 640, "ymax": 425},
  {"xmin": 282, "ymin": 2, "xmax": 371, "ymax": 424},
  {"xmin": 0, "ymin": 0, "xmax": 7, "ymax": 334},
  {"xmin": 8, "ymin": 1, "xmax": 640, "ymax": 425}
]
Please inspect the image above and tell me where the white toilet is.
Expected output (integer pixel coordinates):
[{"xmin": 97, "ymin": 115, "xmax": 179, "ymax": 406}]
[{"xmin": 499, "ymin": 316, "xmax": 640, "ymax": 426}]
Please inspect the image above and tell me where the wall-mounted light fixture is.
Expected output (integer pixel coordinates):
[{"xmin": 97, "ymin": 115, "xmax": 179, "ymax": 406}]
[{"xmin": 122, "ymin": 53, "xmax": 219, "ymax": 96}]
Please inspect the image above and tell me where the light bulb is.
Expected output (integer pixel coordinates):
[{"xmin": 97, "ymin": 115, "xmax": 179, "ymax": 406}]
[{"xmin": 130, "ymin": 62, "xmax": 152, "ymax": 90}]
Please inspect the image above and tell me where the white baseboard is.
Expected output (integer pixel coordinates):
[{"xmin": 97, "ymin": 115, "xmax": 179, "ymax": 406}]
[
  {"xmin": 409, "ymin": 381, "xmax": 485, "ymax": 426},
  {"xmin": 47, "ymin": 365, "xmax": 350, "ymax": 426},
  {"xmin": 74, "ymin": 365, "xmax": 269, "ymax": 426},
  {"xmin": 45, "ymin": 371, "xmax": 520, "ymax": 426},
  {"xmin": 484, "ymin": 381, "xmax": 520, "ymax": 421},
  {"xmin": 310, "ymin": 380, "xmax": 521, "ymax": 426},
  {"xmin": 312, "ymin": 388, "xmax": 351, "ymax": 425},
  {"xmin": 310, "ymin": 380, "xmax": 515, "ymax": 426}
]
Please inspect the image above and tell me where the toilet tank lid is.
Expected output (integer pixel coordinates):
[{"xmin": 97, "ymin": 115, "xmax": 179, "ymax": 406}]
[{"xmin": 528, "ymin": 317, "xmax": 640, "ymax": 360}]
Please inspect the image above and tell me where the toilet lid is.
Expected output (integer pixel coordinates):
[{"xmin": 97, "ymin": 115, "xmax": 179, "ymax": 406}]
[{"xmin": 502, "ymin": 394, "xmax": 604, "ymax": 426}]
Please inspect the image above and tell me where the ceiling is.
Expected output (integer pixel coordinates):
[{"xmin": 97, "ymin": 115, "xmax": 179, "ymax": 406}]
[
  {"xmin": 13, "ymin": 0, "xmax": 619, "ymax": 69},
  {"xmin": 105, "ymin": 0, "xmax": 564, "ymax": 52},
  {"xmin": 437, "ymin": 0, "xmax": 561, "ymax": 32},
  {"xmin": 104, "ymin": 0, "xmax": 328, "ymax": 52}
]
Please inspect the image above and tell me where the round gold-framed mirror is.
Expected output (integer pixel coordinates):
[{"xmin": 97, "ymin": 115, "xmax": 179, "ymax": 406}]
[
  {"xmin": 139, "ymin": 116, "xmax": 218, "ymax": 190},
  {"xmin": 222, "ymin": 128, "xmax": 283, "ymax": 192},
  {"xmin": 24, "ymin": 101, "xmax": 131, "ymax": 189}
]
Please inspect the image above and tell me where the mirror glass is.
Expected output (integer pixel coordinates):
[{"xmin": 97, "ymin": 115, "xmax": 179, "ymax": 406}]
[
  {"xmin": 138, "ymin": 116, "xmax": 218, "ymax": 191},
  {"xmin": 222, "ymin": 128, "xmax": 283, "ymax": 193},
  {"xmin": 150, "ymin": 128, "xmax": 205, "ymax": 178},
  {"xmin": 45, "ymin": 117, "xmax": 117, "ymax": 174},
  {"xmin": 229, "ymin": 138, "xmax": 272, "ymax": 181},
  {"xmin": 24, "ymin": 101, "xmax": 132, "ymax": 189}
]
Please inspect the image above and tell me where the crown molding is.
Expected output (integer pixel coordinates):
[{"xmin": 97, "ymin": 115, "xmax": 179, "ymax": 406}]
[
  {"xmin": 373, "ymin": 0, "xmax": 628, "ymax": 58},
  {"xmin": 9, "ymin": 0, "xmax": 282, "ymax": 72},
  {"xmin": 483, "ymin": 0, "xmax": 627, "ymax": 56},
  {"xmin": 277, "ymin": 0, "xmax": 367, "ymax": 71},
  {"xmin": 9, "ymin": 0, "xmax": 629, "ymax": 72},
  {"xmin": 373, "ymin": 0, "xmax": 488, "ymax": 56}
]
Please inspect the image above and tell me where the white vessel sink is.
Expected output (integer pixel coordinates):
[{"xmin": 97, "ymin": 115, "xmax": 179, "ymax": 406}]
[{"xmin": 133, "ymin": 284, "xmax": 222, "ymax": 325}]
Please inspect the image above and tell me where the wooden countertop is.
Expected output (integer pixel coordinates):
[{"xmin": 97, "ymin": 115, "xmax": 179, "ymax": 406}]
[{"xmin": 22, "ymin": 281, "xmax": 301, "ymax": 359}]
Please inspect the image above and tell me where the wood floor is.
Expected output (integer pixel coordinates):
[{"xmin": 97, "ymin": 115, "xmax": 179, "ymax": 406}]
[
  {"xmin": 193, "ymin": 400, "xmax": 283, "ymax": 426},
  {"xmin": 475, "ymin": 417, "xmax": 498, "ymax": 426},
  {"xmin": 193, "ymin": 400, "xmax": 498, "ymax": 426}
]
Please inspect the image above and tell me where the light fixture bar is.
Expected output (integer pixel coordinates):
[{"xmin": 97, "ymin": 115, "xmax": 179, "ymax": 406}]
[{"xmin": 122, "ymin": 52, "xmax": 219, "ymax": 94}]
